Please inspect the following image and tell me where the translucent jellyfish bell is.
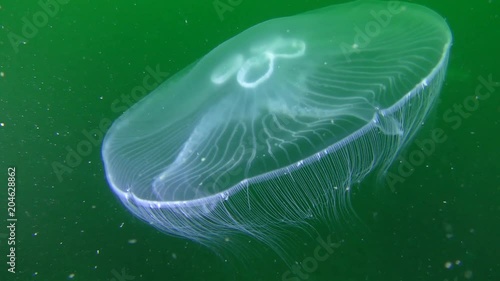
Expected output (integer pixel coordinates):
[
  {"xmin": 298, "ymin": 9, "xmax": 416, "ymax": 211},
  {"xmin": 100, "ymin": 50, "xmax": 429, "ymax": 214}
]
[{"xmin": 102, "ymin": 0, "xmax": 452, "ymax": 261}]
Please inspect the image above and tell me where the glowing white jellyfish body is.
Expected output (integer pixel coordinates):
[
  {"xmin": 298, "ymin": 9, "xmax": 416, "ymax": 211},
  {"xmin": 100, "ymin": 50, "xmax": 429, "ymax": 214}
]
[{"xmin": 102, "ymin": 0, "xmax": 452, "ymax": 261}]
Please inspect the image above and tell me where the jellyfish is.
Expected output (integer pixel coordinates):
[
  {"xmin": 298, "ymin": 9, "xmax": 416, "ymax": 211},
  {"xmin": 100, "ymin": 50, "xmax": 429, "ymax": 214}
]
[{"xmin": 102, "ymin": 0, "xmax": 452, "ymax": 261}]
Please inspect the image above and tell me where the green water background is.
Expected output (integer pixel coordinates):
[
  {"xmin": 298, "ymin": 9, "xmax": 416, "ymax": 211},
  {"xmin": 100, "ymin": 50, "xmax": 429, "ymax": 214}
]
[{"xmin": 0, "ymin": 0, "xmax": 499, "ymax": 280}]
